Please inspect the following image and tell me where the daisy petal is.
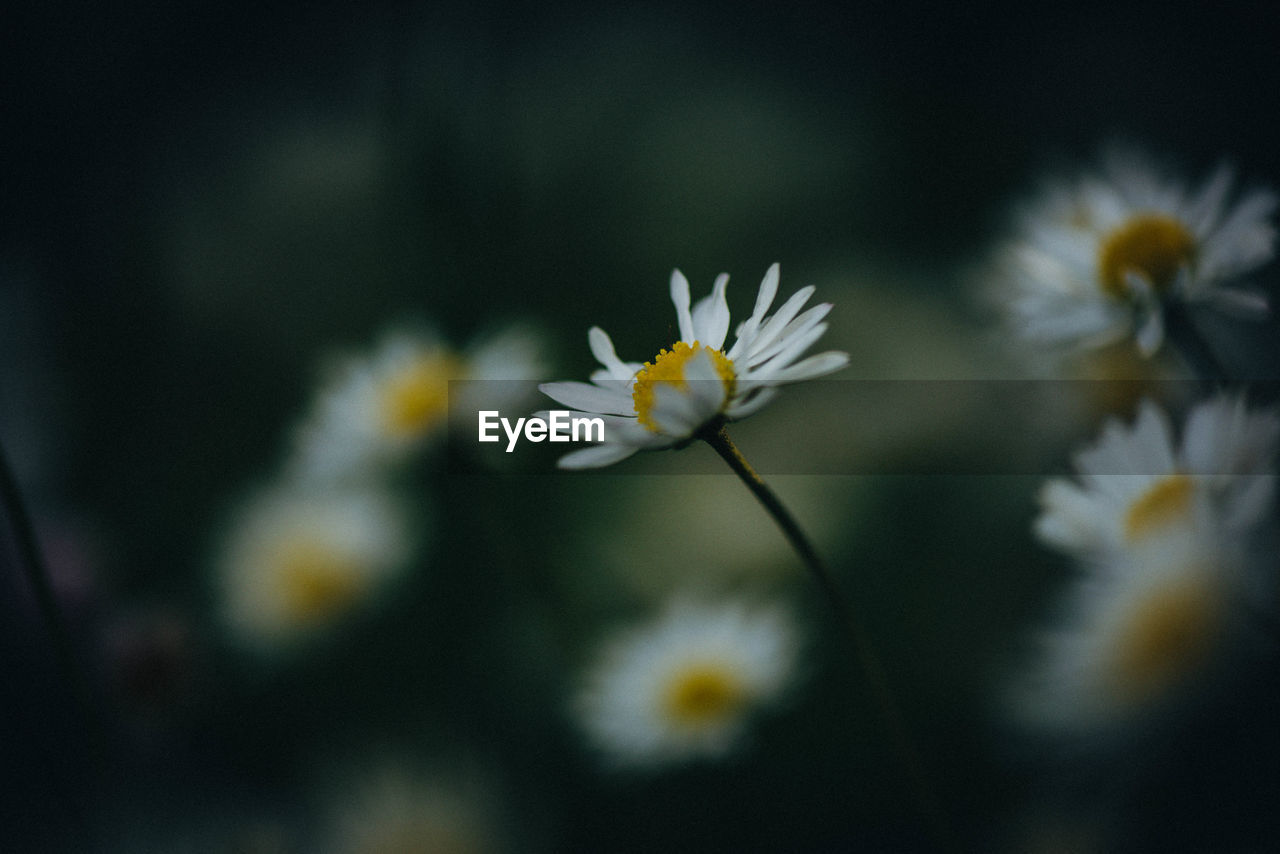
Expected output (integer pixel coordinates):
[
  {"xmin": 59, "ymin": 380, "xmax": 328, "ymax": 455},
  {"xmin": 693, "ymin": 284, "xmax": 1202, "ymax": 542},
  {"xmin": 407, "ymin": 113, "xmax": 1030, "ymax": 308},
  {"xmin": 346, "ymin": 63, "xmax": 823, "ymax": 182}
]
[
  {"xmin": 747, "ymin": 286, "xmax": 816, "ymax": 359},
  {"xmin": 762, "ymin": 350, "xmax": 850, "ymax": 384},
  {"xmin": 683, "ymin": 349, "xmax": 731, "ymax": 415},
  {"xmin": 1034, "ymin": 479, "xmax": 1109, "ymax": 553},
  {"xmin": 1135, "ymin": 307, "xmax": 1164, "ymax": 357},
  {"xmin": 1125, "ymin": 274, "xmax": 1163, "ymax": 357},
  {"xmin": 1205, "ymin": 286, "xmax": 1269, "ymax": 318},
  {"xmin": 649, "ymin": 381, "xmax": 704, "ymax": 436},
  {"xmin": 558, "ymin": 443, "xmax": 642, "ymax": 469},
  {"xmin": 539, "ymin": 381, "xmax": 636, "ymax": 416},
  {"xmin": 728, "ymin": 264, "xmax": 782, "ymax": 360},
  {"xmin": 1184, "ymin": 163, "xmax": 1233, "ymax": 235},
  {"xmin": 690, "ymin": 273, "xmax": 731, "ymax": 350},
  {"xmin": 1130, "ymin": 400, "xmax": 1178, "ymax": 473},
  {"xmin": 726, "ymin": 387, "xmax": 779, "ymax": 420},
  {"xmin": 588, "ymin": 327, "xmax": 637, "ymax": 380},
  {"xmin": 1225, "ymin": 476, "xmax": 1276, "ymax": 529},
  {"xmin": 670, "ymin": 269, "xmax": 695, "ymax": 344},
  {"xmin": 749, "ymin": 322, "xmax": 830, "ymax": 379},
  {"xmin": 743, "ymin": 303, "xmax": 832, "ymax": 367},
  {"xmin": 753, "ymin": 263, "xmax": 781, "ymax": 324}
]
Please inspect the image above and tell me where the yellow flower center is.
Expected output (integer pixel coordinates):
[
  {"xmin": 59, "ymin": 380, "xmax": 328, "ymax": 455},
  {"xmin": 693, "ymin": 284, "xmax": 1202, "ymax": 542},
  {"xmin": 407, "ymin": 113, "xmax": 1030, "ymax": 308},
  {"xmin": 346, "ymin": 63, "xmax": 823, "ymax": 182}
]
[
  {"xmin": 631, "ymin": 341, "xmax": 736, "ymax": 432},
  {"xmin": 276, "ymin": 540, "xmax": 365, "ymax": 623},
  {"xmin": 664, "ymin": 664, "xmax": 747, "ymax": 725},
  {"xmin": 1124, "ymin": 474, "xmax": 1194, "ymax": 541},
  {"xmin": 1098, "ymin": 214, "xmax": 1196, "ymax": 299},
  {"xmin": 1108, "ymin": 577, "xmax": 1221, "ymax": 708},
  {"xmin": 380, "ymin": 352, "xmax": 462, "ymax": 438}
]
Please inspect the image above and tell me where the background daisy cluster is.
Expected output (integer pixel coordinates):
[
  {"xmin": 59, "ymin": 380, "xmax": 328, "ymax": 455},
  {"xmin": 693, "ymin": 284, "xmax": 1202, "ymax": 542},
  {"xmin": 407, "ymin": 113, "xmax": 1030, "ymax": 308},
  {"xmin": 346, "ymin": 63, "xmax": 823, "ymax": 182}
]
[{"xmin": 4, "ymin": 1, "xmax": 1280, "ymax": 851}]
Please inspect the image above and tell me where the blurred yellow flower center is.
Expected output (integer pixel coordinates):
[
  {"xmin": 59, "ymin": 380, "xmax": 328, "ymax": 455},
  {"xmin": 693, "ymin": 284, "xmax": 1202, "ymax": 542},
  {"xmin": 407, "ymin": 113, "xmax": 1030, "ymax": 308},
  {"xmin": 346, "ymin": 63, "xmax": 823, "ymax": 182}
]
[
  {"xmin": 381, "ymin": 352, "xmax": 462, "ymax": 438},
  {"xmin": 631, "ymin": 341, "xmax": 736, "ymax": 432},
  {"xmin": 1109, "ymin": 577, "xmax": 1221, "ymax": 707},
  {"xmin": 1124, "ymin": 474, "xmax": 1194, "ymax": 541},
  {"xmin": 277, "ymin": 541, "xmax": 364, "ymax": 623},
  {"xmin": 1098, "ymin": 214, "xmax": 1196, "ymax": 299},
  {"xmin": 664, "ymin": 664, "xmax": 746, "ymax": 725}
]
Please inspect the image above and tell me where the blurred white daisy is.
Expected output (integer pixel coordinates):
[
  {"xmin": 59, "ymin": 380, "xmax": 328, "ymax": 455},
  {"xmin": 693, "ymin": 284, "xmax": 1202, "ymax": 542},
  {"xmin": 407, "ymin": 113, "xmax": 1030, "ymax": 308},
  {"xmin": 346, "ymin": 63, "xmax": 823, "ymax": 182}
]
[
  {"xmin": 217, "ymin": 486, "xmax": 416, "ymax": 651},
  {"xmin": 292, "ymin": 323, "xmax": 545, "ymax": 480},
  {"xmin": 1035, "ymin": 395, "xmax": 1280, "ymax": 559},
  {"xmin": 1015, "ymin": 528, "xmax": 1246, "ymax": 733},
  {"xmin": 321, "ymin": 762, "xmax": 505, "ymax": 854},
  {"xmin": 539, "ymin": 263, "xmax": 849, "ymax": 469},
  {"xmin": 575, "ymin": 597, "xmax": 800, "ymax": 769},
  {"xmin": 995, "ymin": 150, "xmax": 1276, "ymax": 356}
]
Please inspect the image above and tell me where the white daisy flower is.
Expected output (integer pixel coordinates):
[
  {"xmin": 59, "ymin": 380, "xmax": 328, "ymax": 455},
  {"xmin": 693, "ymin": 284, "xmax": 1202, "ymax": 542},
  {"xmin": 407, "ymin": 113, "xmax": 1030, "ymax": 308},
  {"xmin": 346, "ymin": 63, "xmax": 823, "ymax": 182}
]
[
  {"xmin": 1015, "ymin": 528, "xmax": 1246, "ymax": 733},
  {"xmin": 217, "ymin": 486, "xmax": 416, "ymax": 651},
  {"xmin": 1035, "ymin": 395, "xmax": 1280, "ymax": 559},
  {"xmin": 539, "ymin": 263, "xmax": 849, "ymax": 469},
  {"xmin": 321, "ymin": 762, "xmax": 505, "ymax": 854},
  {"xmin": 995, "ymin": 150, "xmax": 1276, "ymax": 356},
  {"xmin": 575, "ymin": 597, "xmax": 800, "ymax": 769},
  {"xmin": 292, "ymin": 323, "xmax": 545, "ymax": 481}
]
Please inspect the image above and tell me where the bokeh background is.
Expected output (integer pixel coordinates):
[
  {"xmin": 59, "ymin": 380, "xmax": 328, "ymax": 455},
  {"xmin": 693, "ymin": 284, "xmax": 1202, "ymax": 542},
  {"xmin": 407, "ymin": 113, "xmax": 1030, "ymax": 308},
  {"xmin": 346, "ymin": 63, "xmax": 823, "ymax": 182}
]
[{"xmin": 4, "ymin": 1, "xmax": 1280, "ymax": 850}]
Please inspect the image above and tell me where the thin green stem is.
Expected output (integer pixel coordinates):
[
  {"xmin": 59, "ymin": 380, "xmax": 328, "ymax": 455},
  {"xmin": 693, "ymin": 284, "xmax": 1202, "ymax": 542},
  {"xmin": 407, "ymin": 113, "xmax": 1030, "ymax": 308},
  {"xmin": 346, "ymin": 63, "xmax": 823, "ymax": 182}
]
[
  {"xmin": 0, "ymin": 445, "xmax": 79, "ymax": 684},
  {"xmin": 0, "ymin": 442, "xmax": 103, "ymax": 754},
  {"xmin": 702, "ymin": 423, "xmax": 948, "ymax": 846}
]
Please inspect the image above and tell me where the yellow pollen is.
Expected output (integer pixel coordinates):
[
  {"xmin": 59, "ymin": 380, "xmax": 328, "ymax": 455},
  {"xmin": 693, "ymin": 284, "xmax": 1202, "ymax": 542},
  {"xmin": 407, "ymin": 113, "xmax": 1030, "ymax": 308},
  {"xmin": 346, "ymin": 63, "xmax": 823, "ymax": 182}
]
[
  {"xmin": 1098, "ymin": 214, "xmax": 1196, "ymax": 299},
  {"xmin": 380, "ymin": 352, "xmax": 461, "ymax": 438},
  {"xmin": 276, "ymin": 541, "xmax": 365, "ymax": 623},
  {"xmin": 1124, "ymin": 474, "xmax": 1194, "ymax": 541},
  {"xmin": 1108, "ymin": 578, "xmax": 1221, "ymax": 708},
  {"xmin": 631, "ymin": 341, "xmax": 736, "ymax": 432},
  {"xmin": 664, "ymin": 665, "xmax": 746, "ymax": 725}
]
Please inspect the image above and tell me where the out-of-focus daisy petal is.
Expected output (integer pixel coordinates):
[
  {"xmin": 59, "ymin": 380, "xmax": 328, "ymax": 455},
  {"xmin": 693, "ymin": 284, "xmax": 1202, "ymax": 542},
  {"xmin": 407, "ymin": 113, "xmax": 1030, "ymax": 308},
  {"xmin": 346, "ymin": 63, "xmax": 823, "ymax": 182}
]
[
  {"xmin": 990, "ymin": 149, "xmax": 1276, "ymax": 359},
  {"xmin": 1035, "ymin": 395, "xmax": 1277, "ymax": 560},
  {"xmin": 575, "ymin": 597, "xmax": 800, "ymax": 768}
]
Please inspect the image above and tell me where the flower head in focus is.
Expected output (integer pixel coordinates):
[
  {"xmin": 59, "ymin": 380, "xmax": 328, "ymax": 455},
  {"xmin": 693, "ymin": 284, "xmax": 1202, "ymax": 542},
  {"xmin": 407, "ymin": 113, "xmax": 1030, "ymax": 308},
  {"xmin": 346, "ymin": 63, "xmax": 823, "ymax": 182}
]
[
  {"xmin": 1035, "ymin": 395, "xmax": 1280, "ymax": 559},
  {"xmin": 216, "ymin": 486, "xmax": 416, "ymax": 652},
  {"xmin": 993, "ymin": 150, "xmax": 1276, "ymax": 356},
  {"xmin": 292, "ymin": 323, "xmax": 545, "ymax": 481},
  {"xmin": 539, "ymin": 264, "xmax": 849, "ymax": 468},
  {"xmin": 574, "ymin": 597, "xmax": 800, "ymax": 769}
]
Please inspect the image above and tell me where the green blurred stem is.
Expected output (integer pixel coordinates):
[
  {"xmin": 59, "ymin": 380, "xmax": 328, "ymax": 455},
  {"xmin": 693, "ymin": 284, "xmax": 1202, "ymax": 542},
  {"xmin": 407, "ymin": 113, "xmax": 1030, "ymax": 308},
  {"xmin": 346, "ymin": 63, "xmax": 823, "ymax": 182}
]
[
  {"xmin": 702, "ymin": 423, "xmax": 947, "ymax": 845},
  {"xmin": 0, "ymin": 442, "xmax": 97, "ymax": 736}
]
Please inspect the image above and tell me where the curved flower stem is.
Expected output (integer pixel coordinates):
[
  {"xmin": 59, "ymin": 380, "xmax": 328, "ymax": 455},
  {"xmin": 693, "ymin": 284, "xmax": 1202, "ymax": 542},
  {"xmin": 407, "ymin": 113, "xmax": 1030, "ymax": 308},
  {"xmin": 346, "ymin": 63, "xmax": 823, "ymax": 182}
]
[
  {"xmin": 0, "ymin": 442, "xmax": 102, "ymax": 752},
  {"xmin": 702, "ymin": 423, "xmax": 948, "ymax": 845}
]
